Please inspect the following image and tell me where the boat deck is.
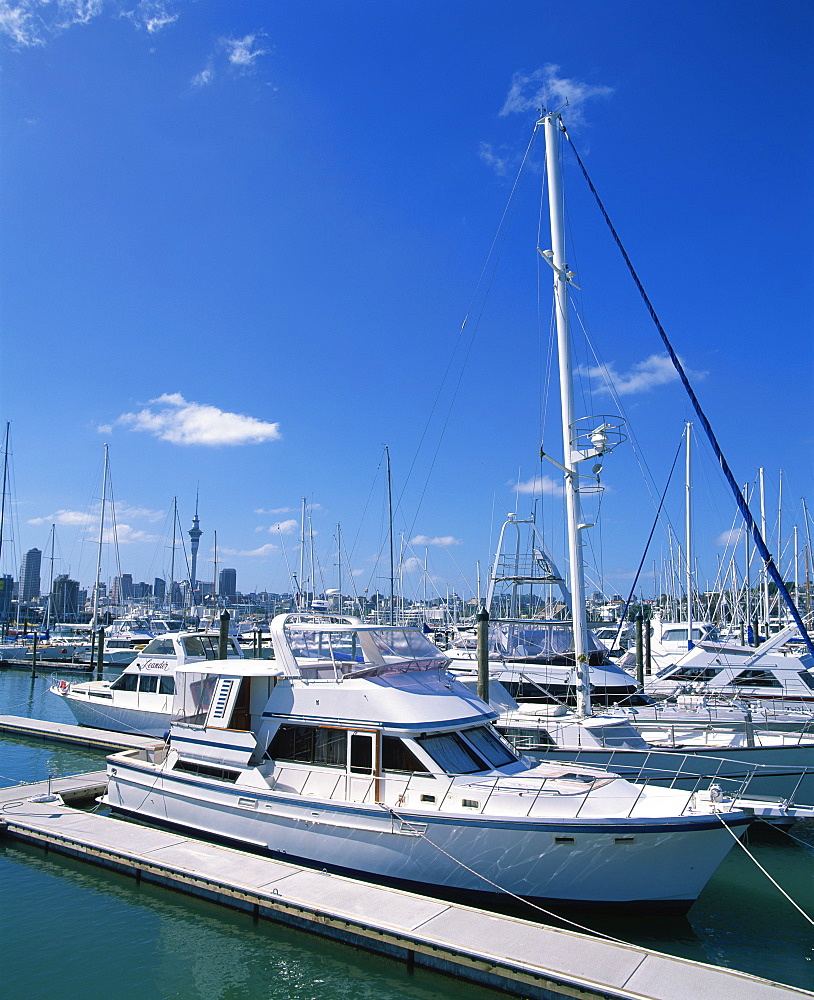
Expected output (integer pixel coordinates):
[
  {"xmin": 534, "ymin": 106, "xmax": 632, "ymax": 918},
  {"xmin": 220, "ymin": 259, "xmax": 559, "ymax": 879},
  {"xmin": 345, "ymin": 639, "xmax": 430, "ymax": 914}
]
[{"xmin": 0, "ymin": 772, "xmax": 809, "ymax": 1000}]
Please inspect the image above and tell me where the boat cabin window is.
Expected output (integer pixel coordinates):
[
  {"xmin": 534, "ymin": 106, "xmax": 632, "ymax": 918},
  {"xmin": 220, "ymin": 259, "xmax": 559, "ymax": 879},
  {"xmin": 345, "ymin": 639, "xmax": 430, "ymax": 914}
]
[
  {"xmin": 350, "ymin": 733, "xmax": 374, "ymax": 774},
  {"xmin": 140, "ymin": 638, "xmax": 177, "ymax": 656},
  {"xmin": 110, "ymin": 673, "xmax": 138, "ymax": 692},
  {"xmin": 269, "ymin": 724, "xmax": 348, "ymax": 768},
  {"xmin": 139, "ymin": 675, "xmax": 159, "ymax": 693},
  {"xmin": 732, "ymin": 669, "xmax": 782, "ymax": 688},
  {"xmin": 461, "ymin": 725, "xmax": 519, "ymax": 767},
  {"xmin": 159, "ymin": 676, "xmax": 175, "ymax": 695},
  {"xmin": 173, "ymin": 759, "xmax": 240, "ymax": 783},
  {"xmin": 669, "ymin": 666, "xmax": 723, "ymax": 681},
  {"xmin": 662, "ymin": 628, "xmax": 707, "ymax": 643},
  {"xmin": 798, "ymin": 671, "xmax": 814, "ymax": 691},
  {"xmin": 416, "ymin": 732, "xmax": 488, "ymax": 774},
  {"xmin": 182, "ymin": 635, "xmax": 241, "ymax": 659},
  {"xmin": 381, "ymin": 736, "xmax": 430, "ymax": 773}
]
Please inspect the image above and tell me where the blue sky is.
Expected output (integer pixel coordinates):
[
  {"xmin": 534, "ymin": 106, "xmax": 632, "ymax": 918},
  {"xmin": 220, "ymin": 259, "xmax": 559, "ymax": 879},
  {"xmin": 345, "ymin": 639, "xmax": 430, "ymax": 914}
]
[{"xmin": 1, "ymin": 0, "xmax": 812, "ymax": 605}]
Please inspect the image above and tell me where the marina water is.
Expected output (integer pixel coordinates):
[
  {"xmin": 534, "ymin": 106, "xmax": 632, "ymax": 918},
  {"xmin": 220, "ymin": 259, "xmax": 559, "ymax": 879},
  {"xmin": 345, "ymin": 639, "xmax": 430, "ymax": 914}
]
[{"xmin": 1, "ymin": 668, "xmax": 812, "ymax": 997}]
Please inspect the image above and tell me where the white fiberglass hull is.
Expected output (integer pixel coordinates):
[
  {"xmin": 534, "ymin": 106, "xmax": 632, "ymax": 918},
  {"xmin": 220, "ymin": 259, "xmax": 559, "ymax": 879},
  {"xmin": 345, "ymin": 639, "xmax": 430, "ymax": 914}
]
[
  {"xmin": 105, "ymin": 758, "xmax": 748, "ymax": 906},
  {"xmin": 59, "ymin": 695, "xmax": 170, "ymax": 738}
]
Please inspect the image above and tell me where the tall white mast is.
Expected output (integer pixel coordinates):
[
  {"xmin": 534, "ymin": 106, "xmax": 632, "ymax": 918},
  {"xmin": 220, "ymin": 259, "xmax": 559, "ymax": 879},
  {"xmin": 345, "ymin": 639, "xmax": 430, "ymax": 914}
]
[
  {"xmin": 169, "ymin": 497, "xmax": 177, "ymax": 611},
  {"xmin": 543, "ymin": 112, "xmax": 591, "ymax": 717},
  {"xmin": 91, "ymin": 443, "xmax": 109, "ymax": 634},
  {"xmin": 298, "ymin": 497, "xmax": 306, "ymax": 609},
  {"xmin": 759, "ymin": 467, "xmax": 770, "ymax": 627},
  {"xmin": 685, "ymin": 422, "xmax": 693, "ymax": 648},
  {"xmin": 44, "ymin": 523, "xmax": 56, "ymax": 632}
]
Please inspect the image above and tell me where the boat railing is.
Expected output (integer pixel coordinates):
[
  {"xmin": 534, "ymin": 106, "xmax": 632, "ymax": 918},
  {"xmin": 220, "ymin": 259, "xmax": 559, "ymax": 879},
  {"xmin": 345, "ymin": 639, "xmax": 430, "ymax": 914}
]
[{"xmin": 260, "ymin": 751, "xmax": 812, "ymax": 819}]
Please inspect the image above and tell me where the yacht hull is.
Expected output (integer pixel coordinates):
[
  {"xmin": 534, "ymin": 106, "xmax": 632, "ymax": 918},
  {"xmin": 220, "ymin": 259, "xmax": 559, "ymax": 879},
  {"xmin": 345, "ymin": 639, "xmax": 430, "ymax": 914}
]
[
  {"xmin": 105, "ymin": 759, "xmax": 748, "ymax": 906},
  {"xmin": 60, "ymin": 696, "xmax": 170, "ymax": 738}
]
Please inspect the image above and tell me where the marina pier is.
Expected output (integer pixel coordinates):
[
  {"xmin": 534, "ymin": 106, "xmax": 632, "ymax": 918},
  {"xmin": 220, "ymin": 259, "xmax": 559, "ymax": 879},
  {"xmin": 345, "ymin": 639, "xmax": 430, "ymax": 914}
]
[{"xmin": 0, "ymin": 769, "xmax": 809, "ymax": 1000}]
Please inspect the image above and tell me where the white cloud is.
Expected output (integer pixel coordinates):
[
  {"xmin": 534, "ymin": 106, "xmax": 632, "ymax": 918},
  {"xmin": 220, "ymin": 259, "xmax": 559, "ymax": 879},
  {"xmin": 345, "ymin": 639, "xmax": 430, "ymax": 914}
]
[
  {"xmin": 191, "ymin": 65, "xmax": 214, "ymax": 88},
  {"xmin": 220, "ymin": 543, "xmax": 278, "ymax": 558},
  {"xmin": 103, "ymin": 523, "xmax": 159, "ymax": 545},
  {"xmin": 513, "ymin": 475, "xmax": 563, "ymax": 496},
  {"xmin": 28, "ymin": 502, "xmax": 164, "ymax": 540},
  {"xmin": 254, "ymin": 506, "xmax": 294, "ymax": 515},
  {"xmin": 222, "ymin": 32, "xmax": 268, "ymax": 69},
  {"xmin": 116, "ymin": 503, "xmax": 164, "ymax": 522},
  {"xmin": 409, "ymin": 535, "xmax": 462, "ymax": 547},
  {"xmin": 0, "ymin": 2, "xmax": 49, "ymax": 46},
  {"xmin": 268, "ymin": 519, "xmax": 297, "ymax": 535},
  {"xmin": 0, "ymin": 0, "xmax": 180, "ymax": 48},
  {"xmin": 715, "ymin": 528, "xmax": 744, "ymax": 547},
  {"xmin": 116, "ymin": 393, "xmax": 281, "ymax": 446},
  {"xmin": 401, "ymin": 556, "xmax": 423, "ymax": 574},
  {"xmin": 478, "ymin": 142, "xmax": 514, "ymax": 178},
  {"xmin": 28, "ymin": 508, "xmax": 95, "ymax": 528},
  {"xmin": 124, "ymin": 1, "xmax": 180, "ymax": 33},
  {"xmin": 500, "ymin": 64, "xmax": 613, "ymax": 125},
  {"xmin": 579, "ymin": 353, "xmax": 705, "ymax": 396}
]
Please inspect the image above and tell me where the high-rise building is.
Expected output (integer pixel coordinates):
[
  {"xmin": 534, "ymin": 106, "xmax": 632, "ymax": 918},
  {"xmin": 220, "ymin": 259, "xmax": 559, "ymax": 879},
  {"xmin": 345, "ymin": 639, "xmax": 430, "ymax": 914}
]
[
  {"xmin": 110, "ymin": 574, "xmax": 133, "ymax": 604},
  {"xmin": 0, "ymin": 575, "xmax": 12, "ymax": 620},
  {"xmin": 219, "ymin": 568, "xmax": 237, "ymax": 599},
  {"xmin": 52, "ymin": 574, "xmax": 79, "ymax": 620},
  {"xmin": 154, "ymin": 578, "xmax": 166, "ymax": 604},
  {"xmin": 19, "ymin": 548, "xmax": 41, "ymax": 602}
]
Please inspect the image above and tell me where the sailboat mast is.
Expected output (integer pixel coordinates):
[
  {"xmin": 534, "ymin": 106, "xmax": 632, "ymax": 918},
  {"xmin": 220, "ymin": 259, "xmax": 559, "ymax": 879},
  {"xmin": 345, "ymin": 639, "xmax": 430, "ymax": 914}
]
[
  {"xmin": 759, "ymin": 467, "xmax": 770, "ymax": 627},
  {"xmin": 298, "ymin": 497, "xmax": 306, "ymax": 610},
  {"xmin": 169, "ymin": 497, "xmax": 177, "ymax": 612},
  {"xmin": 543, "ymin": 111, "xmax": 590, "ymax": 717},
  {"xmin": 0, "ymin": 422, "xmax": 9, "ymax": 574},
  {"xmin": 386, "ymin": 445, "xmax": 395, "ymax": 625},
  {"xmin": 44, "ymin": 523, "xmax": 56, "ymax": 632},
  {"xmin": 685, "ymin": 422, "xmax": 693, "ymax": 647},
  {"xmin": 91, "ymin": 444, "xmax": 109, "ymax": 633}
]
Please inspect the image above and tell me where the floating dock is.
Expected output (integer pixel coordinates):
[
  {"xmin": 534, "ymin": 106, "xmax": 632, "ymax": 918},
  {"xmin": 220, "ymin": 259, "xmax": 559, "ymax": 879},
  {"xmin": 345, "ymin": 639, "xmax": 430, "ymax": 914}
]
[
  {"xmin": 0, "ymin": 715, "xmax": 163, "ymax": 751},
  {"xmin": 0, "ymin": 772, "xmax": 809, "ymax": 1000}
]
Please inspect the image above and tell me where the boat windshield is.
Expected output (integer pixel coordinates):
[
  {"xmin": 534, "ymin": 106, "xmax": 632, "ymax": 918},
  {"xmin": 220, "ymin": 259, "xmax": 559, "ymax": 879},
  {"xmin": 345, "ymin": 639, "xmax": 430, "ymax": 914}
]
[
  {"xmin": 182, "ymin": 635, "xmax": 242, "ymax": 659},
  {"xmin": 416, "ymin": 725, "xmax": 519, "ymax": 774},
  {"xmin": 286, "ymin": 627, "xmax": 447, "ymax": 677}
]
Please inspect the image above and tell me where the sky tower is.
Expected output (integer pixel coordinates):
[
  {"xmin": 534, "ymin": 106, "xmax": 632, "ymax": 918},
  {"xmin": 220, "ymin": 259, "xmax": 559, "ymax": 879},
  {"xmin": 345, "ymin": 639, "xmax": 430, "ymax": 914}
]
[{"xmin": 189, "ymin": 494, "xmax": 203, "ymax": 597}]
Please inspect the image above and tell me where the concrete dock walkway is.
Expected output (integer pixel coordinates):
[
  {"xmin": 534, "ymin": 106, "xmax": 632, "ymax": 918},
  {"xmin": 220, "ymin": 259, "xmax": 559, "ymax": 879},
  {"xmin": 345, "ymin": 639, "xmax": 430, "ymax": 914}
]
[
  {"xmin": 0, "ymin": 772, "xmax": 810, "ymax": 1000},
  {"xmin": 0, "ymin": 714, "xmax": 163, "ymax": 751}
]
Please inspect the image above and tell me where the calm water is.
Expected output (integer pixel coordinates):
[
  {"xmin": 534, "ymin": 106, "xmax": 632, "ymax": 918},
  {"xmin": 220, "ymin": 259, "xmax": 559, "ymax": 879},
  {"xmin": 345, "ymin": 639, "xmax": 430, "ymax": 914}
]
[{"xmin": 1, "ymin": 667, "xmax": 812, "ymax": 996}]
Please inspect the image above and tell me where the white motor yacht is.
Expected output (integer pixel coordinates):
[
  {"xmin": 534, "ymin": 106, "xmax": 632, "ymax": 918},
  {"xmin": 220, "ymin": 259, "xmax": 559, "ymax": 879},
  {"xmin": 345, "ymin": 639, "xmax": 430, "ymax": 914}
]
[
  {"xmin": 447, "ymin": 619, "xmax": 648, "ymax": 706},
  {"xmin": 641, "ymin": 622, "xmax": 814, "ymax": 704},
  {"xmin": 51, "ymin": 630, "xmax": 245, "ymax": 737},
  {"xmin": 104, "ymin": 613, "xmax": 755, "ymax": 908}
]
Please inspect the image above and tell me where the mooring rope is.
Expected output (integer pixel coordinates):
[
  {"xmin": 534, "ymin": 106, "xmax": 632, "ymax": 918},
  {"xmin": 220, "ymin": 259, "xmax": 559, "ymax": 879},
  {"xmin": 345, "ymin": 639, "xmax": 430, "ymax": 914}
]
[
  {"xmin": 385, "ymin": 805, "xmax": 628, "ymax": 944},
  {"xmin": 718, "ymin": 814, "xmax": 813, "ymax": 925}
]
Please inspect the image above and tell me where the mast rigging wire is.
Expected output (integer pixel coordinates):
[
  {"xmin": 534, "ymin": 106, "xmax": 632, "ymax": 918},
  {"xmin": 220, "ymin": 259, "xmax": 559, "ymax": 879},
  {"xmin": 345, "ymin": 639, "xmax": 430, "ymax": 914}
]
[{"xmin": 560, "ymin": 122, "xmax": 814, "ymax": 656}]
